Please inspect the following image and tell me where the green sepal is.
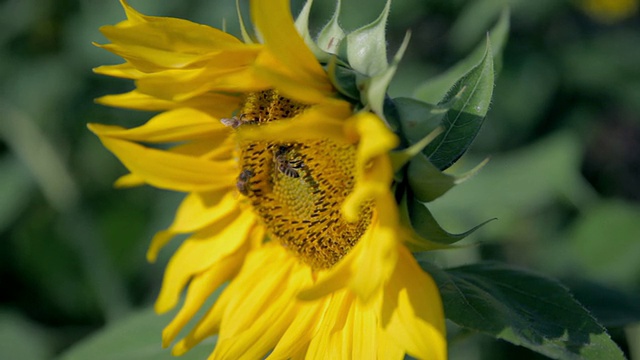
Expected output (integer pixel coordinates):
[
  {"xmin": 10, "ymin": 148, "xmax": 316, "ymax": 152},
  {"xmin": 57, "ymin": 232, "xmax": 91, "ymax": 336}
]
[
  {"xmin": 408, "ymin": 152, "xmax": 490, "ymax": 202},
  {"xmin": 316, "ymin": 0, "xmax": 345, "ymax": 55},
  {"xmin": 342, "ymin": 0, "xmax": 391, "ymax": 76},
  {"xmin": 236, "ymin": 0, "xmax": 256, "ymax": 44},
  {"xmin": 326, "ymin": 57, "xmax": 360, "ymax": 101},
  {"xmin": 361, "ymin": 31, "xmax": 411, "ymax": 119},
  {"xmin": 390, "ymin": 126, "xmax": 444, "ymax": 174},
  {"xmin": 414, "ymin": 8, "xmax": 509, "ymax": 104},
  {"xmin": 381, "ymin": 95, "xmax": 402, "ymax": 134},
  {"xmin": 407, "ymin": 153, "xmax": 456, "ymax": 202},
  {"xmin": 421, "ymin": 261, "xmax": 626, "ymax": 360},
  {"xmin": 400, "ymin": 188, "xmax": 493, "ymax": 248},
  {"xmin": 294, "ymin": 0, "xmax": 329, "ymax": 62},
  {"xmin": 425, "ymin": 37, "xmax": 494, "ymax": 170}
]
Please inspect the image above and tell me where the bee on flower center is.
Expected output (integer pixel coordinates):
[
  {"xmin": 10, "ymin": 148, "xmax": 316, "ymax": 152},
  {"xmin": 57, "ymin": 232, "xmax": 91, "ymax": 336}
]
[
  {"xmin": 273, "ymin": 145, "xmax": 304, "ymax": 178},
  {"xmin": 236, "ymin": 169, "xmax": 254, "ymax": 195}
]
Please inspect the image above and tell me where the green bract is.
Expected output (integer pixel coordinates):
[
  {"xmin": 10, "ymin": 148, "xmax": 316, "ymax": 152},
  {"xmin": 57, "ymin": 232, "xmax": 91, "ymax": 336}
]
[{"xmin": 294, "ymin": 0, "xmax": 500, "ymax": 246}]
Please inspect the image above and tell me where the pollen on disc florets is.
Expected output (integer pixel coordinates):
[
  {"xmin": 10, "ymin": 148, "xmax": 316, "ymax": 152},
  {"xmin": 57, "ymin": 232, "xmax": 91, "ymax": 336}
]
[{"xmin": 230, "ymin": 90, "xmax": 373, "ymax": 270}]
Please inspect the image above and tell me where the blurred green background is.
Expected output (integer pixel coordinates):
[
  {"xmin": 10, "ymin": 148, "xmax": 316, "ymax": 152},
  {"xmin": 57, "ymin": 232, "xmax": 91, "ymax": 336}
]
[{"xmin": 1, "ymin": 0, "xmax": 638, "ymax": 359}]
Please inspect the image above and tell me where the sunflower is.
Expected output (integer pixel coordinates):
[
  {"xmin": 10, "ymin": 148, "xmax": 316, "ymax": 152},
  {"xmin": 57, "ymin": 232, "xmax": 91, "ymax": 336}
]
[
  {"xmin": 90, "ymin": 0, "xmax": 446, "ymax": 358},
  {"xmin": 577, "ymin": 0, "xmax": 638, "ymax": 22}
]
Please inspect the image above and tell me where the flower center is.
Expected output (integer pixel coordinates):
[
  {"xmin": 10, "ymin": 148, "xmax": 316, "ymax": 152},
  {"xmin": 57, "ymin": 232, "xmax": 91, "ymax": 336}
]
[{"xmin": 233, "ymin": 90, "xmax": 372, "ymax": 269}]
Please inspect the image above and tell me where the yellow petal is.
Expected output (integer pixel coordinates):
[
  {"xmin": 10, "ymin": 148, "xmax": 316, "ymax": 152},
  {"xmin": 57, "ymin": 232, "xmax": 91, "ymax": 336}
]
[
  {"xmin": 171, "ymin": 66, "xmax": 271, "ymax": 100},
  {"xmin": 96, "ymin": 90, "xmax": 240, "ymax": 117},
  {"xmin": 170, "ymin": 226, "xmax": 267, "ymax": 357},
  {"xmin": 100, "ymin": 1, "xmax": 249, "ymax": 72},
  {"xmin": 382, "ymin": 246, "xmax": 447, "ymax": 360},
  {"xmin": 348, "ymin": 112, "xmax": 398, "ymax": 165},
  {"xmin": 147, "ymin": 191, "xmax": 239, "ymax": 262},
  {"xmin": 251, "ymin": 0, "xmax": 332, "ymax": 96},
  {"xmin": 119, "ymin": 0, "xmax": 144, "ymax": 24},
  {"xmin": 252, "ymin": 51, "xmax": 330, "ymax": 104},
  {"xmin": 235, "ymin": 100, "xmax": 351, "ymax": 144},
  {"xmin": 343, "ymin": 161, "xmax": 396, "ymax": 223},
  {"xmin": 93, "ymin": 62, "xmax": 143, "ymax": 79},
  {"xmin": 164, "ymin": 191, "xmax": 238, "ymax": 235},
  {"xmin": 161, "ymin": 246, "xmax": 247, "ymax": 347},
  {"xmin": 87, "ymin": 130, "xmax": 236, "ymax": 192},
  {"xmin": 98, "ymin": 41, "xmax": 262, "ymax": 73},
  {"xmin": 96, "ymin": 43, "xmax": 208, "ymax": 71},
  {"xmin": 299, "ymin": 205, "xmax": 398, "ymax": 304},
  {"xmin": 306, "ymin": 291, "xmax": 352, "ymax": 359},
  {"xmin": 134, "ymin": 67, "xmax": 269, "ymax": 101},
  {"xmin": 268, "ymin": 298, "xmax": 330, "ymax": 359},
  {"xmin": 218, "ymin": 250, "xmax": 298, "ymax": 337},
  {"xmin": 214, "ymin": 264, "xmax": 312, "ymax": 360},
  {"xmin": 297, "ymin": 262, "xmax": 351, "ymax": 302},
  {"xmin": 116, "ymin": 0, "xmax": 240, "ymax": 46},
  {"xmin": 114, "ymin": 172, "xmax": 144, "ymax": 188},
  {"xmin": 167, "ymin": 139, "xmax": 233, "ymax": 160},
  {"xmin": 342, "ymin": 113, "xmax": 398, "ymax": 222},
  {"xmin": 350, "ymin": 299, "xmax": 377, "ymax": 359},
  {"xmin": 88, "ymin": 108, "xmax": 230, "ymax": 143},
  {"xmin": 349, "ymin": 212, "xmax": 398, "ymax": 302},
  {"xmin": 376, "ymin": 326, "xmax": 405, "ymax": 359},
  {"xmin": 175, "ymin": 244, "xmax": 293, "ymax": 352},
  {"xmin": 236, "ymin": 116, "xmax": 344, "ymax": 144},
  {"xmin": 155, "ymin": 210, "xmax": 255, "ymax": 313}
]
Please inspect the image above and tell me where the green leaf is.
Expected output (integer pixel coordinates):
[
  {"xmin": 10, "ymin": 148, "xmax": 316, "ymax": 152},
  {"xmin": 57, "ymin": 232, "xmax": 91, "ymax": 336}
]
[
  {"xmin": 564, "ymin": 279, "xmax": 640, "ymax": 328},
  {"xmin": 393, "ymin": 97, "xmax": 449, "ymax": 148},
  {"xmin": 59, "ymin": 305, "xmax": 216, "ymax": 360},
  {"xmin": 392, "ymin": 40, "xmax": 495, "ymax": 171},
  {"xmin": 421, "ymin": 262, "xmax": 626, "ymax": 360},
  {"xmin": 343, "ymin": 0, "xmax": 391, "ymax": 76},
  {"xmin": 425, "ymin": 38, "xmax": 494, "ymax": 170},
  {"xmin": 414, "ymin": 8, "xmax": 509, "ymax": 104}
]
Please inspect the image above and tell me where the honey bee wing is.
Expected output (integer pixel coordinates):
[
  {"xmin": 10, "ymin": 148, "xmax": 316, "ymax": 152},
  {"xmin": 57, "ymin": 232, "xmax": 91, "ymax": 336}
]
[
  {"xmin": 289, "ymin": 159, "xmax": 305, "ymax": 169},
  {"xmin": 221, "ymin": 116, "xmax": 242, "ymax": 128},
  {"xmin": 285, "ymin": 166, "xmax": 300, "ymax": 178}
]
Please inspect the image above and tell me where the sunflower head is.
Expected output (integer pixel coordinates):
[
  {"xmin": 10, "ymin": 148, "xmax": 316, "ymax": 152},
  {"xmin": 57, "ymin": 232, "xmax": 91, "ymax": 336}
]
[
  {"xmin": 86, "ymin": 0, "xmax": 499, "ymax": 359},
  {"xmin": 220, "ymin": 88, "xmax": 371, "ymax": 270}
]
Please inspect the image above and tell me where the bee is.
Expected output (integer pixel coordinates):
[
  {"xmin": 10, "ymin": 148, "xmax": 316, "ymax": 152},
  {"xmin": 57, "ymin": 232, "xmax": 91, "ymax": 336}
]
[
  {"xmin": 220, "ymin": 115, "xmax": 243, "ymax": 129},
  {"xmin": 220, "ymin": 114, "xmax": 256, "ymax": 129},
  {"xmin": 273, "ymin": 145, "xmax": 304, "ymax": 178},
  {"xmin": 236, "ymin": 169, "xmax": 254, "ymax": 195}
]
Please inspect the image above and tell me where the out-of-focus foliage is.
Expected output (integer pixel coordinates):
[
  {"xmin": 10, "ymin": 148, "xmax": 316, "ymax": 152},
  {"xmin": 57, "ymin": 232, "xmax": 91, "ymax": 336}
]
[{"xmin": 0, "ymin": 0, "xmax": 638, "ymax": 359}]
